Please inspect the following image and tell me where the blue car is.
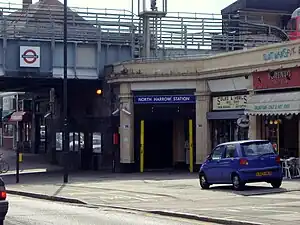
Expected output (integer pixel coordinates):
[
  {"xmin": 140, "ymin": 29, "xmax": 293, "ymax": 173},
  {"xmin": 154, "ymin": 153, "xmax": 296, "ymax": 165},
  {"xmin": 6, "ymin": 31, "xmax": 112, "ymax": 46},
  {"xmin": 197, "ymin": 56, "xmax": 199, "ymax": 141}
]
[{"xmin": 199, "ymin": 140, "xmax": 283, "ymax": 191}]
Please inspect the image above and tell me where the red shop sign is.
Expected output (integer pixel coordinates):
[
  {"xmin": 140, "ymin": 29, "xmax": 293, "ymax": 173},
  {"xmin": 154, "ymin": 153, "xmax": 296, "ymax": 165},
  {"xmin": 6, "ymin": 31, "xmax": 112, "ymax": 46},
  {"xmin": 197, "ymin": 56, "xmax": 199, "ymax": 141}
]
[{"xmin": 253, "ymin": 67, "xmax": 300, "ymax": 90}]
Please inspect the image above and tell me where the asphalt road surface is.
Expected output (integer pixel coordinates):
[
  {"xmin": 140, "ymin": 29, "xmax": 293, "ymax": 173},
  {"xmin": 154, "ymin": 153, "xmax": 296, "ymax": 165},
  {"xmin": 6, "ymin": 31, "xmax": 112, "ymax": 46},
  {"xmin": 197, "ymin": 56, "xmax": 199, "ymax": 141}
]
[{"xmin": 5, "ymin": 195, "xmax": 217, "ymax": 225}]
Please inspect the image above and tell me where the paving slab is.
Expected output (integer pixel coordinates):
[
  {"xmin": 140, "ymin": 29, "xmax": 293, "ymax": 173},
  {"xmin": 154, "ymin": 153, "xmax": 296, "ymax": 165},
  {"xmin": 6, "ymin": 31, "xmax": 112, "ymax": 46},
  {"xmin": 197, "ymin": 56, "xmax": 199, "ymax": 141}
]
[{"xmin": 0, "ymin": 148, "xmax": 63, "ymax": 176}]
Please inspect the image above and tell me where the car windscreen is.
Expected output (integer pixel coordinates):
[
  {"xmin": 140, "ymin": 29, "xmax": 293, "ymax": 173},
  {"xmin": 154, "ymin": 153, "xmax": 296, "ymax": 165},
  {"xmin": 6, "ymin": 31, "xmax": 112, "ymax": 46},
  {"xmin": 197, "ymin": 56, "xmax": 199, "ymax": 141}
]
[{"xmin": 240, "ymin": 141, "xmax": 276, "ymax": 157}]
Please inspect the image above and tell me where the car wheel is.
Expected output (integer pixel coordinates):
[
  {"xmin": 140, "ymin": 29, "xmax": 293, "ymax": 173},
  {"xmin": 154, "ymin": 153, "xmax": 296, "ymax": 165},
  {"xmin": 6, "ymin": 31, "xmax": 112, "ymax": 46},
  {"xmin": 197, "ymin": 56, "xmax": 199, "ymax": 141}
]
[
  {"xmin": 199, "ymin": 173, "xmax": 210, "ymax": 189},
  {"xmin": 270, "ymin": 179, "xmax": 282, "ymax": 188},
  {"xmin": 232, "ymin": 174, "xmax": 245, "ymax": 191}
]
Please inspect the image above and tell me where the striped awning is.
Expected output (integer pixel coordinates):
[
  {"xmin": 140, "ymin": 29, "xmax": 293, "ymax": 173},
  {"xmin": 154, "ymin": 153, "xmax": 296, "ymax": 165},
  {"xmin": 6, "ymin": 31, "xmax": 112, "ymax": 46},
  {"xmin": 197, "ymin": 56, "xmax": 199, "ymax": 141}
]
[{"xmin": 245, "ymin": 92, "xmax": 300, "ymax": 116}]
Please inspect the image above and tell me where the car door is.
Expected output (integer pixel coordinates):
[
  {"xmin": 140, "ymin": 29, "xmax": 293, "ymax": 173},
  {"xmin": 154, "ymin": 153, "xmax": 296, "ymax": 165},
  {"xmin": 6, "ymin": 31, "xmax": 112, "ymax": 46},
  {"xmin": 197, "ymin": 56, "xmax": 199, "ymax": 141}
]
[
  {"xmin": 205, "ymin": 145, "xmax": 225, "ymax": 183},
  {"xmin": 219, "ymin": 144, "xmax": 238, "ymax": 183}
]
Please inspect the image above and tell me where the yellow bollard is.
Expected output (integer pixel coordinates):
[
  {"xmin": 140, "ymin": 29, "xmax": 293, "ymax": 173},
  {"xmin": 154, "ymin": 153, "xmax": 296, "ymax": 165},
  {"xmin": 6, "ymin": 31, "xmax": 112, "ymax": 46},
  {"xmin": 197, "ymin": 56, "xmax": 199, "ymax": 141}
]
[
  {"xmin": 189, "ymin": 119, "xmax": 193, "ymax": 173},
  {"xmin": 18, "ymin": 153, "xmax": 23, "ymax": 163},
  {"xmin": 140, "ymin": 120, "xmax": 144, "ymax": 173}
]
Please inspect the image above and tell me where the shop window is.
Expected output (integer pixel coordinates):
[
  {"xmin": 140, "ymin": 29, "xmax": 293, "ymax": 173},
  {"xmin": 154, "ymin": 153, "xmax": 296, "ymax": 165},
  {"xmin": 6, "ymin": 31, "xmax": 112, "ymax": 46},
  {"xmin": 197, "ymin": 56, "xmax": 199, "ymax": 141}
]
[
  {"xmin": 56, "ymin": 132, "xmax": 62, "ymax": 151},
  {"xmin": 69, "ymin": 132, "xmax": 84, "ymax": 152},
  {"xmin": 56, "ymin": 132, "xmax": 84, "ymax": 152},
  {"xmin": 212, "ymin": 120, "xmax": 249, "ymax": 147},
  {"xmin": 93, "ymin": 133, "xmax": 102, "ymax": 153},
  {"xmin": 264, "ymin": 116, "xmax": 298, "ymax": 158},
  {"xmin": 22, "ymin": 122, "xmax": 31, "ymax": 142},
  {"xmin": 3, "ymin": 124, "xmax": 14, "ymax": 137}
]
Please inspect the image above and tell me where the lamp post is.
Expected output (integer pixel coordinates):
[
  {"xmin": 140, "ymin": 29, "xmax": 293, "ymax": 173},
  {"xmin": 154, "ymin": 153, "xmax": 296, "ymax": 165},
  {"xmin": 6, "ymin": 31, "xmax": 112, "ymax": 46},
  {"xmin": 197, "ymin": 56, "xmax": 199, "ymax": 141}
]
[{"xmin": 63, "ymin": 0, "xmax": 69, "ymax": 183}]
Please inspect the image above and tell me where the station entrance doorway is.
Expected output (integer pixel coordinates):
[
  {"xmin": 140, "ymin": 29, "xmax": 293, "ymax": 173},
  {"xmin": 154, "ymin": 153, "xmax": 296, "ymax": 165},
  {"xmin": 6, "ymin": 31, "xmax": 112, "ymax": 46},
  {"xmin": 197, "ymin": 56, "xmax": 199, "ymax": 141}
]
[{"xmin": 133, "ymin": 94, "xmax": 196, "ymax": 172}]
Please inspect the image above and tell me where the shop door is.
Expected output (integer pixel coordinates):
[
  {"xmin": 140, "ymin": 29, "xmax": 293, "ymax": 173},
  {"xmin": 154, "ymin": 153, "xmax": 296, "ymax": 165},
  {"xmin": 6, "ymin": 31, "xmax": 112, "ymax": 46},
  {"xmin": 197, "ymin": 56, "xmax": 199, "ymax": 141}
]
[
  {"xmin": 213, "ymin": 120, "xmax": 242, "ymax": 146},
  {"xmin": 81, "ymin": 132, "xmax": 92, "ymax": 170}
]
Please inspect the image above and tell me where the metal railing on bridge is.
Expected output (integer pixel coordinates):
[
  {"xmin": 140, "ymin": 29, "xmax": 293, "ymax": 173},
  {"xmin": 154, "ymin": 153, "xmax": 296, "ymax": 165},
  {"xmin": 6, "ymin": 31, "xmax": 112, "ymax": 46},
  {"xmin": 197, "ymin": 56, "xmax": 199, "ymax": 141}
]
[{"xmin": 0, "ymin": 1, "xmax": 293, "ymax": 58}]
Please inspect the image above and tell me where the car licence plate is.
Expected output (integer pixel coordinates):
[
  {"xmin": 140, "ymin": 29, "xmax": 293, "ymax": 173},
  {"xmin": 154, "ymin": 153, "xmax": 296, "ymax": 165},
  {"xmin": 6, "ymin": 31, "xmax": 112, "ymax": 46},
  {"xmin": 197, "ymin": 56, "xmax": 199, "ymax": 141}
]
[{"xmin": 256, "ymin": 171, "xmax": 272, "ymax": 176}]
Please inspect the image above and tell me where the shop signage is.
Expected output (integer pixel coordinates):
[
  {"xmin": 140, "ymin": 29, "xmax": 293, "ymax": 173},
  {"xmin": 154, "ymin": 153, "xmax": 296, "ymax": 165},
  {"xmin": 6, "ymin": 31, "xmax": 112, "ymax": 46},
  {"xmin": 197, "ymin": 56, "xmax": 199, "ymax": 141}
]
[
  {"xmin": 19, "ymin": 46, "xmax": 41, "ymax": 68},
  {"xmin": 253, "ymin": 103, "xmax": 291, "ymax": 111},
  {"xmin": 253, "ymin": 68, "xmax": 300, "ymax": 90},
  {"xmin": 237, "ymin": 115, "xmax": 249, "ymax": 128},
  {"xmin": 212, "ymin": 95, "xmax": 248, "ymax": 110},
  {"xmin": 134, "ymin": 95, "xmax": 195, "ymax": 104},
  {"xmin": 263, "ymin": 45, "xmax": 300, "ymax": 61}
]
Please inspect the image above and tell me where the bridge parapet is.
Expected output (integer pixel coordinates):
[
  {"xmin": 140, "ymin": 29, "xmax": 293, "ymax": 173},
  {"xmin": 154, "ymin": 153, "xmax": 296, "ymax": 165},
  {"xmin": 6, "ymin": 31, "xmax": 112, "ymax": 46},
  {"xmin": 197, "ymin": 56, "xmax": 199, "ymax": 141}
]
[
  {"xmin": 0, "ymin": 38, "xmax": 131, "ymax": 79},
  {"xmin": 0, "ymin": 1, "xmax": 135, "ymax": 44}
]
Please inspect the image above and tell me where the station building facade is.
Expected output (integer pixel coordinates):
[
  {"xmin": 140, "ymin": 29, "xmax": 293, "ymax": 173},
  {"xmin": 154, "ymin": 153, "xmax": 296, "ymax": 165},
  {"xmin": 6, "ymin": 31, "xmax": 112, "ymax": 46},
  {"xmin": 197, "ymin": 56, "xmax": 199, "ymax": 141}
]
[{"xmin": 108, "ymin": 40, "xmax": 300, "ymax": 172}]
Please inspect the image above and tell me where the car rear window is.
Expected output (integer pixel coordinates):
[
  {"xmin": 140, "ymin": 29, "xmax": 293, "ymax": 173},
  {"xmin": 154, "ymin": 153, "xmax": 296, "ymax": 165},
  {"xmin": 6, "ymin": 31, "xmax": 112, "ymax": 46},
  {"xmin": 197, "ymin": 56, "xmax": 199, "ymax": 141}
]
[{"xmin": 240, "ymin": 141, "xmax": 276, "ymax": 157}]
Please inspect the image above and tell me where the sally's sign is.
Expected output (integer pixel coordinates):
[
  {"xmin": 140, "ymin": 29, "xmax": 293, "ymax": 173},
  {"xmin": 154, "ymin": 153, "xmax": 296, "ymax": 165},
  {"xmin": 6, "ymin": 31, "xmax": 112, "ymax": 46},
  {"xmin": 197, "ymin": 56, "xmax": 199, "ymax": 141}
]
[{"xmin": 212, "ymin": 95, "xmax": 248, "ymax": 110}]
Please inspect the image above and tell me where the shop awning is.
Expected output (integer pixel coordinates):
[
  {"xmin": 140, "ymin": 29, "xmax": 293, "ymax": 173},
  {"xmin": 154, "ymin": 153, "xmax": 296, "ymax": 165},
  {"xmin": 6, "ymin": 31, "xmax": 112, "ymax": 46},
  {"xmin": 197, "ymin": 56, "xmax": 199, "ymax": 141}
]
[
  {"xmin": 2, "ymin": 110, "xmax": 15, "ymax": 122},
  {"xmin": 245, "ymin": 92, "xmax": 300, "ymax": 116},
  {"xmin": 9, "ymin": 111, "xmax": 26, "ymax": 122},
  {"xmin": 207, "ymin": 110, "xmax": 245, "ymax": 120}
]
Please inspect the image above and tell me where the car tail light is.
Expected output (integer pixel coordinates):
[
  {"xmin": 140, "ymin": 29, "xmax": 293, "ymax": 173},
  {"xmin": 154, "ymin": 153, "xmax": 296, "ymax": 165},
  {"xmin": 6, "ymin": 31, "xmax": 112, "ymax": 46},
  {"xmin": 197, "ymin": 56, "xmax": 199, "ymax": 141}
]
[
  {"xmin": 0, "ymin": 191, "xmax": 6, "ymax": 200},
  {"xmin": 276, "ymin": 156, "xmax": 281, "ymax": 164},
  {"xmin": 239, "ymin": 158, "xmax": 248, "ymax": 165}
]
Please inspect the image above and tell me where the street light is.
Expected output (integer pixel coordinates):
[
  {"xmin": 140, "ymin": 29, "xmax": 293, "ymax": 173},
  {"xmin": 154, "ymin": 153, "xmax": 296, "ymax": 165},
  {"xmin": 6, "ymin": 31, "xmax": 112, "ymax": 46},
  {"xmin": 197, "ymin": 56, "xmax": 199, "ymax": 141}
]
[
  {"xmin": 96, "ymin": 89, "xmax": 102, "ymax": 95},
  {"xmin": 63, "ymin": 0, "xmax": 69, "ymax": 183}
]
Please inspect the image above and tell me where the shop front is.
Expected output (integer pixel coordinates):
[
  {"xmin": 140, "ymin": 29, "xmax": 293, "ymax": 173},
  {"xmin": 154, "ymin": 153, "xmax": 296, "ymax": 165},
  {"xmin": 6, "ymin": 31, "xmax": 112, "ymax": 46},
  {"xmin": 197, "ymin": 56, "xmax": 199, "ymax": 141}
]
[
  {"xmin": 246, "ymin": 67, "xmax": 300, "ymax": 158},
  {"xmin": 207, "ymin": 94, "xmax": 249, "ymax": 147},
  {"xmin": 1, "ymin": 94, "xmax": 16, "ymax": 149}
]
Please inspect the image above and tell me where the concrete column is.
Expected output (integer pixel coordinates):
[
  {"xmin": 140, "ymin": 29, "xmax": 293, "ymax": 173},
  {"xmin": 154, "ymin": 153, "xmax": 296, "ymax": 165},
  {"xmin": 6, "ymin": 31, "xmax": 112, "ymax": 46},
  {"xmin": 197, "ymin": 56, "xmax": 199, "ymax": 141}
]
[
  {"xmin": 248, "ymin": 115, "xmax": 257, "ymax": 139},
  {"xmin": 119, "ymin": 83, "xmax": 134, "ymax": 171},
  {"xmin": 195, "ymin": 80, "xmax": 211, "ymax": 165},
  {"xmin": 248, "ymin": 91, "xmax": 258, "ymax": 139}
]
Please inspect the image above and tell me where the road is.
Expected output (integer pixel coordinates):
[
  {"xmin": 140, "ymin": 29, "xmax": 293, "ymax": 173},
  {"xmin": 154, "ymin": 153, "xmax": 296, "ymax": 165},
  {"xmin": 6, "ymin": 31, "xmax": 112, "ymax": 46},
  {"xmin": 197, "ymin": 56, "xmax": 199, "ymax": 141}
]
[{"xmin": 5, "ymin": 195, "xmax": 217, "ymax": 225}]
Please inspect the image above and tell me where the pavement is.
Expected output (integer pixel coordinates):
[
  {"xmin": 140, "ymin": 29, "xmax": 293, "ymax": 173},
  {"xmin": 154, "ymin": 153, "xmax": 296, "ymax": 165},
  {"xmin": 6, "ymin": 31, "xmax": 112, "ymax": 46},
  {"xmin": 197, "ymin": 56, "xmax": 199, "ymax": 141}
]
[
  {"xmin": 4, "ymin": 172, "xmax": 300, "ymax": 225},
  {"xmin": 0, "ymin": 148, "xmax": 62, "ymax": 176}
]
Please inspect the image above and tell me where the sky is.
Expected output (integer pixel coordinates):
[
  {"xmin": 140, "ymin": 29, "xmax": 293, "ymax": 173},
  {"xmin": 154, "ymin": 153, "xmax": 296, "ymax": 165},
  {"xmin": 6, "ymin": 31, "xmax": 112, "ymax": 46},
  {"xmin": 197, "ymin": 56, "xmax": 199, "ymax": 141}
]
[{"xmin": 4, "ymin": 0, "xmax": 236, "ymax": 14}]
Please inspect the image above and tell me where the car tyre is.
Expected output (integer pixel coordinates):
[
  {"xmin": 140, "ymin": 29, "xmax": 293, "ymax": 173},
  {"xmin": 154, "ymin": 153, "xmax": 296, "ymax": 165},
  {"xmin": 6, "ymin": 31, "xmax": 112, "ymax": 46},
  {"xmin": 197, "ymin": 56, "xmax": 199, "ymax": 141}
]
[
  {"xmin": 232, "ymin": 174, "xmax": 245, "ymax": 191},
  {"xmin": 271, "ymin": 179, "xmax": 282, "ymax": 188},
  {"xmin": 199, "ymin": 173, "xmax": 210, "ymax": 189}
]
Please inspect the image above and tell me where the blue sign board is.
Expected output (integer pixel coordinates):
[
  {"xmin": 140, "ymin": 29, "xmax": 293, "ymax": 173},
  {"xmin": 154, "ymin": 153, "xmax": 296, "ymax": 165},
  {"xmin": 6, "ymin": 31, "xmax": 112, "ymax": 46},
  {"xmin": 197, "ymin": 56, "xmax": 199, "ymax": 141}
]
[{"xmin": 134, "ymin": 95, "xmax": 196, "ymax": 104}]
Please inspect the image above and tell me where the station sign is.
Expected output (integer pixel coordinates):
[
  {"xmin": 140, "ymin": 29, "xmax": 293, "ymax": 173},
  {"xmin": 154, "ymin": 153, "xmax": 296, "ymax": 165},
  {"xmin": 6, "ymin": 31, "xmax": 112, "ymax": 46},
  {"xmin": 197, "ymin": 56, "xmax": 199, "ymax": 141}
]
[
  {"xmin": 19, "ymin": 46, "xmax": 41, "ymax": 68},
  {"xmin": 134, "ymin": 95, "xmax": 196, "ymax": 104}
]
